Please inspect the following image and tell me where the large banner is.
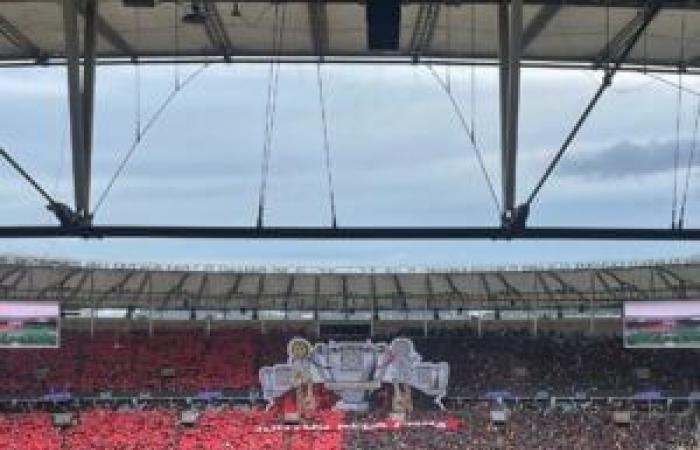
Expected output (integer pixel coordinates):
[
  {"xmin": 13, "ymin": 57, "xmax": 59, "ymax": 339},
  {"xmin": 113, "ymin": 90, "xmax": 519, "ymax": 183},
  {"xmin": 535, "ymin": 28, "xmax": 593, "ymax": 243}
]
[
  {"xmin": 259, "ymin": 337, "xmax": 449, "ymax": 411},
  {"xmin": 0, "ymin": 301, "xmax": 60, "ymax": 348},
  {"xmin": 624, "ymin": 301, "xmax": 700, "ymax": 348}
]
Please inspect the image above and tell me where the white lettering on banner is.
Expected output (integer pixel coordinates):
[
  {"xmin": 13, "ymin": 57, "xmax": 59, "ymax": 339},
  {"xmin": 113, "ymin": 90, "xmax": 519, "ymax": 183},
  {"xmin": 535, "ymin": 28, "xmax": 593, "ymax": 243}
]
[{"xmin": 253, "ymin": 420, "xmax": 453, "ymax": 433}]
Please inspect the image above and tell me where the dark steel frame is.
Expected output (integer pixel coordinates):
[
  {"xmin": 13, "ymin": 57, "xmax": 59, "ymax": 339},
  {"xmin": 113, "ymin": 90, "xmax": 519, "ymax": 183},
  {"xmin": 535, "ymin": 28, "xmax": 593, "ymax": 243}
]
[
  {"xmin": 1, "ymin": 0, "xmax": 698, "ymax": 241},
  {"xmin": 0, "ymin": 226, "xmax": 699, "ymax": 240}
]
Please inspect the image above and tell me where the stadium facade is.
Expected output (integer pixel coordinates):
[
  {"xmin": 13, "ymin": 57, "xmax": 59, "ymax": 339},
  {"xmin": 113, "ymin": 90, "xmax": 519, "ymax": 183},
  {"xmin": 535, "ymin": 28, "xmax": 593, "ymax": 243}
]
[{"xmin": 1, "ymin": 255, "xmax": 697, "ymax": 333}]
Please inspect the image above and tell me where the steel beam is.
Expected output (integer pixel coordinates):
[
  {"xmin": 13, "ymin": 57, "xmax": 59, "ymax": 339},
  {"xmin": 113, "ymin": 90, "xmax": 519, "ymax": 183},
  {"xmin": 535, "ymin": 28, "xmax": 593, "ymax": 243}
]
[
  {"xmin": 425, "ymin": 274, "xmax": 435, "ymax": 310},
  {"xmin": 595, "ymin": 5, "xmax": 656, "ymax": 66},
  {"xmin": 8, "ymin": 270, "xmax": 28, "ymax": 291},
  {"xmin": 67, "ymin": 0, "xmax": 135, "ymax": 56},
  {"xmin": 603, "ymin": 270, "xmax": 647, "ymax": 298},
  {"xmin": 313, "ymin": 275, "xmax": 320, "ymax": 315},
  {"xmin": 284, "ymin": 275, "xmax": 294, "ymax": 310},
  {"xmin": 370, "ymin": 273, "xmax": 377, "ymax": 315},
  {"xmin": 0, "ymin": 267, "xmax": 23, "ymax": 285},
  {"xmin": 134, "ymin": 273, "xmax": 151, "ymax": 309},
  {"xmin": 594, "ymin": 272, "xmax": 614, "ymax": 295},
  {"xmin": 655, "ymin": 266, "xmax": 690, "ymax": 288},
  {"xmin": 225, "ymin": 274, "xmax": 243, "ymax": 310},
  {"xmin": 505, "ymin": 0, "xmax": 522, "ymax": 217},
  {"xmin": 36, "ymin": 269, "xmax": 80, "ymax": 298},
  {"xmin": 497, "ymin": 1, "xmax": 509, "ymax": 213},
  {"xmin": 393, "ymin": 274, "xmax": 407, "ymax": 309},
  {"xmin": 63, "ymin": 0, "xmax": 96, "ymax": 223},
  {"xmin": 202, "ymin": 3, "xmax": 233, "ymax": 59},
  {"xmin": 495, "ymin": 272, "xmax": 520, "ymax": 296},
  {"xmin": 68, "ymin": 271, "xmax": 91, "ymax": 302},
  {"xmin": 444, "ymin": 274, "xmax": 468, "ymax": 308},
  {"xmin": 479, "ymin": 273, "xmax": 492, "ymax": 300},
  {"xmin": 285, "ymin": 274, "xmax": 296, "ymax": 298},
  {"xmin": 314, "ymin": 275, "xmax": 321, "ymax": 320},
  {"xmin": 408, "ymin": 3, "xmax": 440, "ymax": 60},
  {"xmin": 2, "ymin": 54, "xmax": 700, "ymax": 74},
  {"xmin": 498, "ymin": 0, "xmax": 523, "ymax": 222},
  {"xmin": 2, "ymin": 225, "xmax": 700, "ymax": 240},
  {"xmin": 83, "ymin": 0, "xmax": 97, "ymax": 210},
  {"xmin": 96, "ymin": 271, "xmax": 137, "ymax": 308},
  {"xmin": 119, "ymin": 0, "xmax": 700, "ymax": 7},
  {"xmin": 308, "ymin": 0, "xmax": 329, "ymax": 58},
  {"xmin": 341, "ymin": 275, "xmax": 348, "ymax": 312},
  {"xmin": 523, "ymin": 1, "xmax": 661, "ymax": 211},
  {"xmin": 63, "ymin": 0, "xmax": 85, "ymax": 218},
  {"xmin": 160, "ymin": 272, "xmax": 190, "ymax": 309},
  {"xmin": 256, "ymin": 274, "xmax": 266, "ymax": 309},
  {"xmin": 195, "ymin": 274, "xmax": 209, "ymax": 308},
  {"xmin": 0, "ymin": 14, "xmax": 45, "ymax": 61},
  {"xmin": 535, "ymin": 272, "xmax": 554, "ymax": 301},
  {"xmin": 653, "ymin": 268, "xmax": 677, "ymax": 291},
  {"xmin": 546, "ymin": 271, "xmax": 588, "ymax": 302},
  {"xmin": 521, "ymin": 4, "xmax": 561, "ymax": 51}
]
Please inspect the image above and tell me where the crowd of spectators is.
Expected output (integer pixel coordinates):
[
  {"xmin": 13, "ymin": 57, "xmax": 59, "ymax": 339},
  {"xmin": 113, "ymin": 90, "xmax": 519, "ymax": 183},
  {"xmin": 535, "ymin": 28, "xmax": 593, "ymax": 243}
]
[
  {"xmin": 0, "ymin": 412, "xmax": 61, "ymax": 450},
  {"xmin": 344, "ymin": 403, "xmax": 700, "ymax": 450},
  {"xmin": 65, "ymin": 408, "xmax": 178, "ymax": 449},
  {"xmin": 0, "ymin": 403, "xmax": 697, "ymax": 449},
  {"xmin": 406, "ymin": 328, "xmax": 700, "ymax": 396},
  {"xmin": 0, "ymin": 406, "xmax": 346, "ymax": 450},
  {"xmin": 0, "ymin": 327, "xmax": 699, "ymax": 397},
  {"xmin": 0, "ymin": 326, "xmax": 698, "ymax": 448},
  {"xmin": 0, "ymin": 329, "xmax": 262, "ymax": 396}
]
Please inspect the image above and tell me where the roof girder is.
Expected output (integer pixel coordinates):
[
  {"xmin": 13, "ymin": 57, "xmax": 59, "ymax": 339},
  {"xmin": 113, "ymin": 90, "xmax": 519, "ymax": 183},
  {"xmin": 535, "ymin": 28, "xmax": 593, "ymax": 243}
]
[
  {"xmin": 308, "ymin": 0, "xmax": 329, "ymax": 58},
  {"xmin": 545, "ymin": 271, "xmax": 589, "ymax": 303},
  {"xmin": 521, "ymin": 3, "xmax": 561, "ymax": 51},
  {"xmin": 225, "ymin": 273, "xmax": 244, "ymax": 310},
  {"xmin": 443, "ymin": 273, "xmax": 468, "ymax": 308},
  {"xmin": 202, "ymin": 2, "xmax": 233, "ymax": 59},
  {"xmin": 0, "ymin": 13, "xmax": 45, "ymax": 61},
  {"xmin": 408, "ymin": 2, "xmax": 440, "ymax": 59},
  {"xmin": 36, "ymin": 268, "xmax": 81, "ymax": 298}
]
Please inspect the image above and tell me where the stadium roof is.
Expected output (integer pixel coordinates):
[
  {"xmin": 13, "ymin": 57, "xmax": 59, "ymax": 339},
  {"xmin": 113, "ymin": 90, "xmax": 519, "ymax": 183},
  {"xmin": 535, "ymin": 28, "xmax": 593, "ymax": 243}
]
[
  {"xmin": 3, "ymin": 0, "xmax": 700, "ymax": 241},
  {"xmin": 0, "ymin": 1, "xmax": 699, "ymax": 71},
  {"xmin": 1, "ymin": 256, "xmax": 698, "ymax": 311}
]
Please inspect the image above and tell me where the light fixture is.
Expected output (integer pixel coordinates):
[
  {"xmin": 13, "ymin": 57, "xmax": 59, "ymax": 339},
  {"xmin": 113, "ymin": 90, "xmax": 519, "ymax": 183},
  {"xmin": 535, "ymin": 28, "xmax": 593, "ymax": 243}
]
[
  {"xmin": 182, "ymin": 2, "xmax": 206, "ymax": 25},
  {"xmin": 231, "ymin": 2, "xmax": 241, "ymax": 17}
]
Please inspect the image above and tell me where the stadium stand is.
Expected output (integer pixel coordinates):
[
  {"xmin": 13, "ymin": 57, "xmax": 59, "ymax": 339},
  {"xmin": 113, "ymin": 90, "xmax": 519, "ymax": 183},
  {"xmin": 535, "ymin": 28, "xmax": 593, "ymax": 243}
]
[
  {"xmin": 64, "ymin": 408, "xmax": 178, "ymax": 450},
  {"xmin": 0, "ymin": 405, "xmax": 695, "ymax": 449},
  {"xmin": 0, "ymin": 259, "xmax": 699, "ymax": 448},
  {"xmin": 344, "ymin": 407, "xmax": 699, "ymax": 450},
  {"xmin": 1, "ymin": 328, "xmax": 699, "ymax": 397},
  {"xmin": 0, "ymin": 327, "xmax": 696, "ymax": 449},
  {"xmin": 410, "ymin": 329, "xmax": 700, "ymax": 396},
  {"xmin": 0, "ymin": 412, "xmax": 61, "ymax": 450}
]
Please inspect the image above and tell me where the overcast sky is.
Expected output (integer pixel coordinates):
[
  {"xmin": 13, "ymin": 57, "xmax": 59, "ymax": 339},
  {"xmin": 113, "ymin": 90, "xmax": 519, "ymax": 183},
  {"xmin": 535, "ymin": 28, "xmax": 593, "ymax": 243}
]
[{"xmin": 1, "ymin": 64, "xmax": 700, "ymax": 268}]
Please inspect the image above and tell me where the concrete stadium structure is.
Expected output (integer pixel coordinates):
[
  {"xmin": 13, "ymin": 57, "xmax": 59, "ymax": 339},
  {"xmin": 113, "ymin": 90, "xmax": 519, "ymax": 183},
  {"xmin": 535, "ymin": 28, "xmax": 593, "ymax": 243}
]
[{"xmin": 1, "ymin": 256, "xmax": 697, "ymax": 327}]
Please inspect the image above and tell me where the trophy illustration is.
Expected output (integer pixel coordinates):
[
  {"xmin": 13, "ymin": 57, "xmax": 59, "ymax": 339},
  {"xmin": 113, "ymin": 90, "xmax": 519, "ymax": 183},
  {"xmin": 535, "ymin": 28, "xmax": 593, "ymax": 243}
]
[{"xmin": 259, "ymin": 337, "xmax": 449, "ymax": 413}]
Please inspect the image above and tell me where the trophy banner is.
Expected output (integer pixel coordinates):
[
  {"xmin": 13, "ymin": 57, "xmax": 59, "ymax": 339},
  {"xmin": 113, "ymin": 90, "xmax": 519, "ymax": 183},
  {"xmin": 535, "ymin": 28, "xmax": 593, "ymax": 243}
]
[{"xmin": 259, "ymin": 337, "xmax": 449, "ymax": 411}]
